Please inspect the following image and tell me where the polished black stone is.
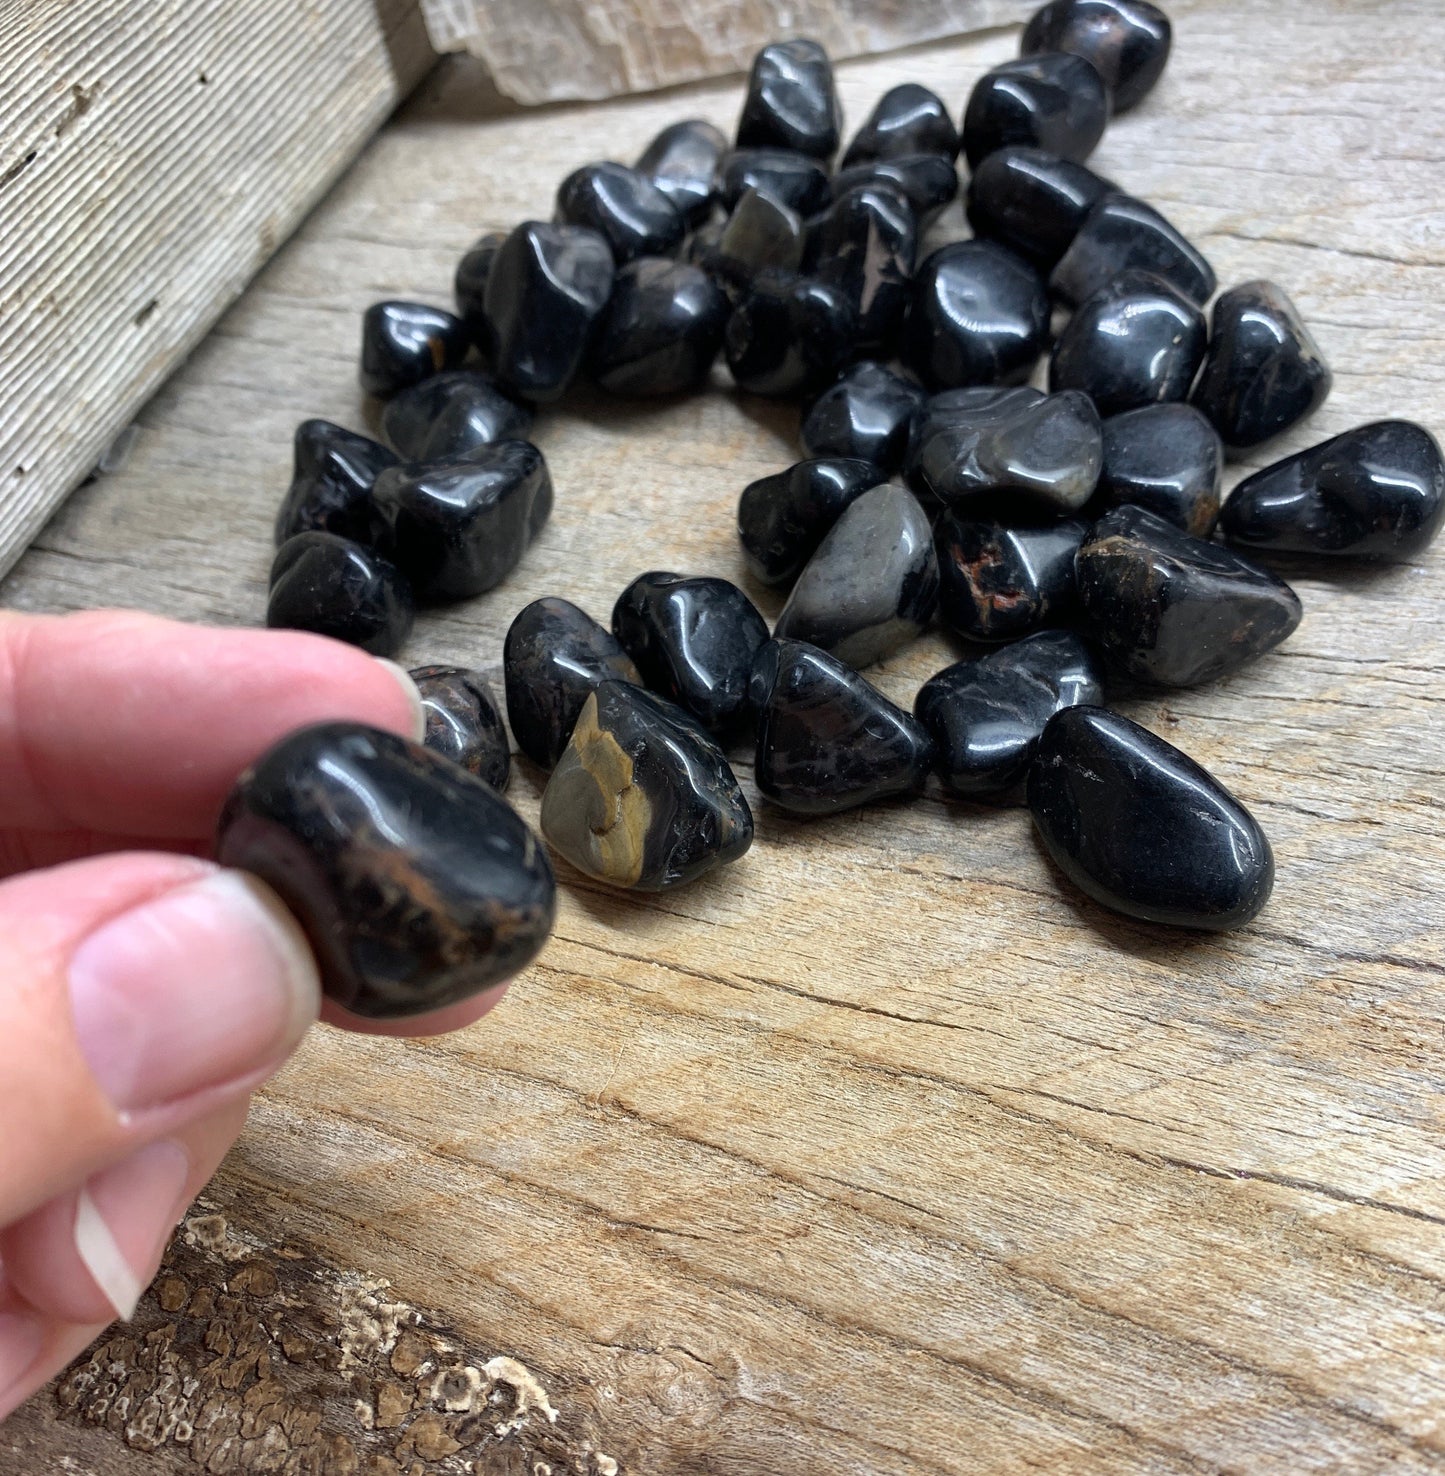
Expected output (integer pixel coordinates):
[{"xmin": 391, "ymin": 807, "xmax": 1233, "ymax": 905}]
[
  {"xmin": 540, "ymin": 682, "xmax": 753, "ymax": 891},
  {"xmin": 736, "ymin": 39, "xmax": 841, "ymax": 159},
  {"xmin": 359, "ymin": 301, "xmax": 470, "ymax": 398},
  {"xmin": 504, "ymin": 597, "xmax": 643, "ymax": 770},
  {"xmin": 267, "ymin": 532, "xmax": 413, "ymax": 657},
  {"xmin": 737, "ymin": 457, "xmax": 884, "ymax": 586},
  {"xmin": 935, "ymin": 512, "xmax": 1087, "ymax": 641},
  {"xmin": 1098, "ymin": 403, "xmax": 1222, "ymax": 536},
  {"xmin": 454, "ymin": 231, "xmax": 506, "ymax": 349},
  {"xmin": 900, "ymin": 240, "xmax": 1049, "ymax": 391},
  {"xmin": 372, "ymin": 440, "xmax": 551, "ymax": 603},
  {"xmin": 965, "ymin": 146, "xmax": 1112, "ymax": 270},
  {"xmin": 907, "ymin": 386, "xmax": 1102, "ymax": 512},
  {"xmin": 725, "ymin": 272, "xmax": 856, "ymax": 398},
  {"xmin": 774, "ymin": 482, "xmax": 939, "ymax": 666},
  {"xmin": 1191, "ymin": 280, "xmax": 1332, "ymax": 450},
  {"xmin": 612, "ymin": 572, "xmax": 770, "ymax": 734},
  {"xmin": 961, "ymin": 53, "xmax": 1108, "ymax": 170},
  {"xmin": 799, "ymin": 362, "xmax": 925, "ymax": 473},
  {"xmin": 482, "ymin": 221, "xmax": 615, "ymax": 402},
  {"xmin": 842, "ymin": 83, "xmax": 959, "ymax": 165},
  {"xmin": 555, "ymin": 161, "xmax": 685, "ymax": 264},
  {"xmin": 830, "ymin": 153, "xmax": 959, "ymax": 228},
  {"xmin": 701, "ymin": 187, "xmax": 804, "ymax": 290},
  {"xmin": 637, "ymin": 118, "xmax": 727, "ymax": 226},
  {"xmin": 380, "ymin": 370, "xmax": 532, "ymax": 461},
  {"xmin": 1221, "ymin": 420, "xmax": 1445, "ymax": 560},
  {"xmin": 1027, "ymin": 706, "xmax": 1274, "ymax": 930},
  {"xmin": 274, "ymin": 419, "xmax": 397, "ymax": 548},
  {"xmin": 1051, "ymin": 193, "xmax": 1216, "ymax": 307},
  {"xmin": 718, "ymin": 148, "xmax": 832, "ymax": 215},
  {"xmin": 1049, "ymin": 268, "xmax": 1207, "ymax": 417},
  {"xmin": 751, "ymin": 639, "xmax": 933, "ymax": 814},
  {"xmin": 217, "ymin": 722, "xmax": 555, "ymax": 1017},
  {"xmin": 915, "ymin": 629, "xmax": 1103, "ymax": 796},
  {"xmin": 590, "ymin": 257, "xmax": 729, "ymax": 395},
  {"xmin": 1021, "ymin": 0, "xmax": 1172, "ymax": 113},
  {"xmin": 806, "ymin": 184, "xmax": 916, "ymax": 355},
  {"xmin": 1076, "ymin": 504, "xmax": 1303, "ymax": 686},
  {"xmin": 410, "ymin": 664, "xmax": 511, "ymax": 791}
]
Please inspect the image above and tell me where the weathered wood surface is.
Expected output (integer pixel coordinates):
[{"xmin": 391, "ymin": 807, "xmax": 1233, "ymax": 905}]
[
  {"xmin": 0, "ymin": 0, "xmax": 434, "ymax": 582},
  {"xmin": 4, "ymin": 2, "xmax": 1445, "ymax": 1470}
]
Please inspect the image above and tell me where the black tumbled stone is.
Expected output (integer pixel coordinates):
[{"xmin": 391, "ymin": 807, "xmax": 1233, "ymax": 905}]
[
  {"xmin": 359, "ymin": 301, "xmax": 470, "ymax": 399},
  {"xmin": 274, "ymin": 419, "xmax": 397, "ymax": 549},
  {"xmin": 454, "ymin": 232, "xmax": 506, "ymax": 349},
  {"xmin": 935, "ymin": 512, "xmax": 1087, "ymax": 641},
  {"xmin": 725, "ymin": 273, "xmax": 856, "ymax": 398},
  {"xmin": 718, "ymin": 148, "xmax": 832, "ymax": 215},
  {"xmin": 590, "ymin": 257, "xmax": 729, "ymax": 395},
  {"xmin": 217, "ymin": 722, "xmax": 555, "ymax": 1017},
  {"xmin": 701, "ymin": 187, "xmax": 804, "ymax": 290},
  {"xmin": 1098, "ymin": 403, "xmax": 1222, "ymax": 536},
  {"xmin": 267, "ymin": 532, "xmax": 413, "ymax": 657},
  {"xmin": 807, "ymin": 184, "xmax": 917, "ymax": 355},
  {"xmin": 830, "ymin": 153, "xmax": 959, "ymax": 228},
  {"xmin": 965, "ymin": 145, "xmax": 1112, "ymax": 270},
  {"xmin": 736, "ymin": 39, "xmax": 842, "ymax": 159},
  {"xmin": 555, "ymin": 161, "xmax": 686, "ymax": 264},
  {"xmin": 1051, "ymin": 193, "xmax": 1216, "ymax": 307},
  {"xmin": 380, "ymin": 371, "xmax": 532, "ymax": 461},
  {"xmin": 1076, "ymin": 504, "xmax": 1303, "ymax": 686},
  {"xmin": 737, "ymin": 457, "xmax": 884, "ymax": 586},
  {"xmin": 410, "ymin": 664, "xmax": 511, "ymax": 791},
  {"xmin": 1027, "ymin": 706, "xmax": 1275, "ymax": 930},
  {"xmin": 1021, "ymin": 0, "xmax": 1172, "ymax": 113},
  {"xmin": 962, "ymin": 53, "xmax": 1108, "ymax": 170},
  {"xmin": 799, "ymin": 362, "xmax": 925, "ymax": 473},
  {"xmin": 637, "ymin": 119, "xmax": 727, "ymax": 226},
  {"xmin": 842, "ymin": 83, "xmax": 959, "ymax": 165}
]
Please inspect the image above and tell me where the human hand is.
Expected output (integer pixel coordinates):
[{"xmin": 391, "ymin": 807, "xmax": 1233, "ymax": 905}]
[{"xmin": 0, "ymin": 610, "xmax": 511, "ymax": 1420}]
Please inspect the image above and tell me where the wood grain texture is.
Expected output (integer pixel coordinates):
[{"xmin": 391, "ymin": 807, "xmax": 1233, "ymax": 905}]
[
  {"xmin": 4, "ymin": 2, "xmax": 1445, "ymax": 1470},
  {"xmin": 0, "ymin": 0, "xmax": 434, "ymax": 582}
]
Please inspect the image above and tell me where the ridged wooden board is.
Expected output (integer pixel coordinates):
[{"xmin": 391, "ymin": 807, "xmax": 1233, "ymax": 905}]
[
  {"xmin": 0, "ymin": 0, "xmax": 434, "ymax": 583},
  {"xmin": 3, "ymin": 2, "xmax": 1445, "ymax": 1471}
]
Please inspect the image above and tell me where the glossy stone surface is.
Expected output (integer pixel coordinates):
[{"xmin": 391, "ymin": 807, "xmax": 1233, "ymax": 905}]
[
  {"xmin": 504, "ymin": 598, "xmax": 643, "ymax": 770},
  {"xmin": 1049, "ymin": 269, "xmax": 1207, "ymax": 417},
  {"xmin": 555, "ymin": 161, "xmax": 685, "ymax": 264},
  {"xmin": 373, "ymin": 441, "xmax": 551, "ymax": 603},
  {"xmin": 1098, "ymin": 403, "xmax": 1222, "ymax": 536},
  {"xmin": 830, "ymin": 153, "xmax": 959, "ymax": 228},
  {"xmin": 1027, "ymin": 706, "xmax": 1274, "ymax": 930},
  {"xmin": 736, "ymin": 39, "xmax": 841, "ymax": 159},
  {"xmin": 453, "ymin": 231, "xmax": 505, "ymax": 347},
  {"xmin": 842, "ymin": 83, "xmax": 959, "ymax": 165},
  {"xmin": 1051, "ymin": 193, "xmax": 1216, "ymax": 307},
  {"xmin": 612, "ymin": 572, "xmax": 770, "ymax": 733},
  {"xmin": 1191, "ymin": 280, "xmax": 1332, "ymax": 450},
  {"xmin": 359, "ymin": 301, "xmax": 470, "ymax": 399},
  {"xmin": 907, "ymin": 386, "xmax": 1102, "ymax": 512},
  {"xmin": 410, "ymin": 665, "xmax": 511, "ymax": 791},
  {"xmin": 1221, "ymin": 420, "xmax": 1445, "ymax": 559},
  {"xmin": 380, "ymin": 370, "xmax": 532, "ymax": 461},
  {"xmin": 274, "ymin": 419, "xmax": 396, "ymax": 548},
  {"xmin": 1076, "ymin": 504, "xmax": 1303, "ymax": 686},
  {"xmin": 799, "ymin": 361, "xmax": 926, "ymax": 473},
  {"xmin": 807, "ymin": 184, "xmax": 917, "ymax": 354},
  {"xmin": 590, "ymin": 257, "xmax": 729, "ymax": 395},
  {"xmin": 540, "ymin": 682, "xmax": 753, "ymax": 891},
  {"xmin": 900, "ymin": 241, "xmax": 1049, "ymax": 391},
  {"xmin": 725, "ymin": 273, "xmax": 856, "ymax": 398},
  {"xmin": 1022, "ymin": 0, "xmax": 1172, "ymax": 112},
  {"xmin": 217, "ymin": 722, "xmax": 555, "ymax": 1017},
  {"xmin": 737, "ymin": 457, "xmax": 884, "ymax": 586},
  {"xmin": 961, "ymin": 53, "xmax": 1108, "ymax": 170},
  {"xmin": 702, "ymin": 187, "xmax": 804, "ymax": 290},
  {"xmin": 965, "ymin": 146, "xmax": 1112, "ymax": 270},
  {"xmin": 752, "ymin": 639, "xmax": 933, "ymax": 814},
  {"xmin": 636, "ymin": 118, "xmax": 727, "ymax": 226},
  {"xmin": 267, "ymin": 533, "xmax": 413, "ymax": 657},
  {"xmin": 935, "ymin": 512, "xmax": 1087, "ymax": 640},
  {"xmin": 719, "ymin": 149, "xmax": 832, "ymax": 215},
  {"xmin": 915, "ymin": 629, "xmax": 1103, "ymax": 796},
  {"xmin": 774, "ymin": 483, "xmax": 939, "ymax": 667},
  {"xmin": 482, "ymin": 221, "xmax": 615, "ymax": 402}
]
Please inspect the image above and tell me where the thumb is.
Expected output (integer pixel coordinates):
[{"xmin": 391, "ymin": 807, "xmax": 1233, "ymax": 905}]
[{"xmin": 0, "ymin": 851, "xmax": 320, "ymax": 1228}]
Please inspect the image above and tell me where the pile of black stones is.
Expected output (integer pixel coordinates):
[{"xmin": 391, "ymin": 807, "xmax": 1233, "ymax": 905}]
[{"xmin": 222, "ymin": 0, "xmax": 1445, "ymax": 1021}]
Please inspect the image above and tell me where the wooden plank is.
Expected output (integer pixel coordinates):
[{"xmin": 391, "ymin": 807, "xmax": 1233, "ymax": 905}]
[
  {"xmin": 4, "ymin": 1, "xmax": 1445, "ymax": 1470},
  {"xmin": 0, "ymin": 0, "xmax": 434, "ymax": 582}
]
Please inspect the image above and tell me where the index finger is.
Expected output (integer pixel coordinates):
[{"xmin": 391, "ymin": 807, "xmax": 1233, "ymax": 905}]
[{"xmin": 0, "ymin": 611, "xmax": 424, "ymax": 839}]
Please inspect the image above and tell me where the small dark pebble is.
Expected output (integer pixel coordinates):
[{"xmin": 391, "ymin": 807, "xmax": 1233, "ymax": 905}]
[
  {"xmin": 829, "ymin": 152, "xmax": 959, "ymax": 228},
  {"xmin": 737, "ymin": 457, "xmax": 885, "ymax": 587},
  {"xmin": 718, "ymin": 148, "xmax": 833, "ymax": 216},
  {"xmin": 725, "ymin": 272, "xmax": 857, "ymax": 398},
  {"xmin": 935, "ymin": 511, "xmax": 1088, "ymax": 641},
  {"xmin": 636, "ymin": 118, "xmax": 728, "ymax": 226},
  {"xmin": 736, "ymin": 39, "xmax": 842, "ymax": 159},
  {"xmin": 1021, "ymin": 0, "xmax": 1173, "ymax": 113},
  {"xmin": 590, "ymin": 257, "xmax": 729, "ymax": 396},
  {"xmin": 965, "ymin": 145, "xmax": 1113, "ymax": 270},
  {"xmin": 962, "ymin": 52, "xmax": 1109, "ymax": 170},
  {"xmin": 807, "ymin": 184, "xmax": 917, "ymax": 356},
  {"xmin": 1097, "ymin": 402, "xmax": 1222, "ymax": 536},
  {"xmin": 267, "ymin": 532, "xmax": 413, "ymax": 657},
  {"xmin": 1051, "ymin": 192, "xmax": 1216, "ymax": 307},
  {"xmin": 359, "ymin": 301, "xmax": 470, "ymax": 399},
  {"xmin": 555, "ymin": 161, "xmax": 686, "ymax": 264},
  {"xmin": 410, "ymin": 664, "xmax": 511, "ymax": 791},
  {"xmin": 799, "ymin": 361, "xmax": 926, "ymax": 473},
  {"xmin": 380, "ymin": 370, "xmax": 532, "ymax": 461},
  {"xmin": 842, "ymin": 82, "xmax": 959, "ymax": 165},
  {"xmin": 275, "ymin": 419, "xmax": 396, "ymax": 549}
]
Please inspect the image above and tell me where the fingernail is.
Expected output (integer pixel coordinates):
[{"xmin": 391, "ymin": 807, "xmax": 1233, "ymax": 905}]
[
  {"xmin": 69, "ymin": 869, "xmax": 321, "ymax": 1113},
  {"xmin": 376, "ymin": 659, "xmax": 427, "ymax": 741},
  {"xmin": 0, "ymin": 1311, "xmax": 44, "ymax": 1412},
  {"xmin": 73, "ymin": 1141, "xmax": 190, "ymax": 1321}
]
